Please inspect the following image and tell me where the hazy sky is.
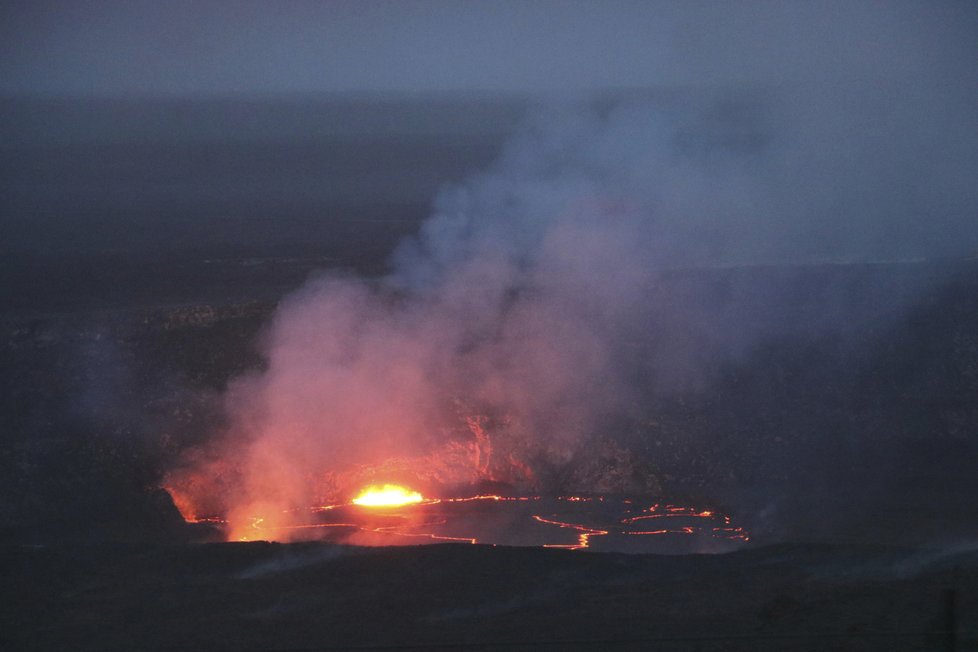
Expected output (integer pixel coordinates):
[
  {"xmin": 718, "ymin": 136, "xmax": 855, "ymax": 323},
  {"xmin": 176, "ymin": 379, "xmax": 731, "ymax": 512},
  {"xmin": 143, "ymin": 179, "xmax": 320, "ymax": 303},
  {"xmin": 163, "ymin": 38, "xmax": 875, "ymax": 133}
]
[{"xmin": 2, "ymin": 0, "xmax": 975, "ymax": 97}]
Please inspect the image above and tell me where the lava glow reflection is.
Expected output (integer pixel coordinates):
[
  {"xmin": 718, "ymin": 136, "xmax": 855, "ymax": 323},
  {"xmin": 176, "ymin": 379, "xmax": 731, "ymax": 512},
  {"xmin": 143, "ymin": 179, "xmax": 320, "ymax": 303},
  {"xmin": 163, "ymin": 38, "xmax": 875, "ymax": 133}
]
[{"xmin": 352, "ymin": 484, "xmax": 424, "ymax": 507}]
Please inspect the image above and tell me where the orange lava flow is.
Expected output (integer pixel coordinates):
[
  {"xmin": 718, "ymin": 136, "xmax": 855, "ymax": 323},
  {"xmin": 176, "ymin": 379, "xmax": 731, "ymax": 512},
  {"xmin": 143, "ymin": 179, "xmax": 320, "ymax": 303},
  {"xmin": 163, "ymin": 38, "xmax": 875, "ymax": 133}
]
[
  {"xmin": 713, "ymin": 526, "xmax": 750, "ymax": 541},
  {"xmin": 627, "ymin": 526, "xmax": 696, "ymax": 536},
  {"xmin": 622, "ymin": 511, "xmax": 715, "ymax": 524},
  {"xmin": 533, "ymin": 514, "xmax": 609, "ymax": 550},
  {"xmin": 442, "ymin": 495, "xmax": 540, "ymax": 503}
]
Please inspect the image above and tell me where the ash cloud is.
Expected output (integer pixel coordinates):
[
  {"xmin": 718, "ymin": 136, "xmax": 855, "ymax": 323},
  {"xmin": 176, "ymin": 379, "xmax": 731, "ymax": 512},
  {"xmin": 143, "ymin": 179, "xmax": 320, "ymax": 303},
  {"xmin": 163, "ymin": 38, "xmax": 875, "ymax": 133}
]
[{"xmin": 165, "ymin": 3, "xmax": 978, "ymax": 539}]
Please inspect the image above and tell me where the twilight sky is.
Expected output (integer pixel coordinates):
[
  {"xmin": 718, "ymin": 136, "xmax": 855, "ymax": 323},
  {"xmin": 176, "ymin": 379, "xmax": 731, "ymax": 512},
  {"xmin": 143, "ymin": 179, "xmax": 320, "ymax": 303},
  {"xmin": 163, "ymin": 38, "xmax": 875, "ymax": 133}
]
[{"xmin": 2, "ymin": 0, "xmax": 975, "ymax": 97}]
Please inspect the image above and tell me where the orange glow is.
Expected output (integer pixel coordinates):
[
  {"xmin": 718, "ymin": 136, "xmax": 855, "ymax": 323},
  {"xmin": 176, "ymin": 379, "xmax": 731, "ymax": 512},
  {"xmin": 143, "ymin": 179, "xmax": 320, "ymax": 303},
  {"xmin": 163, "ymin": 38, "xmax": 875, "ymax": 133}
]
[
  {"xmin": 627, "ymin": 526, "xmax": 696, "ymax": 536},
  {"xmin": 164, "ymin": 481, "xmax": 751, "ymax": 549},
  {"xmin": 351, "ymin": 484, "xmax": 424, "ymax": 507},
  {"xmin": 532, "ymin": 514, "xmax": 609, "ymax": 549},
  {"xmin": 443, "ymin": 494, "xmax": 540, "ymax": 503},
  {"xmin": 163, "ymin": 485, "xmax": 199, "ymax": 522},
  {"xmin": 622, "ymin": 509, "xmax": 716, "ymax": 524}
]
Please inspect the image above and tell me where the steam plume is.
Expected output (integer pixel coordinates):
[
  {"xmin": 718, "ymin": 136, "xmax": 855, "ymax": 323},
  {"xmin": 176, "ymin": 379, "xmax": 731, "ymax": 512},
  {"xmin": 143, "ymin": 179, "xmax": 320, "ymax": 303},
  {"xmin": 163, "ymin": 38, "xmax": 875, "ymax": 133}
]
[{"xmin": 167, "ymin": 10, "xmax": 978, "ymax": 538}]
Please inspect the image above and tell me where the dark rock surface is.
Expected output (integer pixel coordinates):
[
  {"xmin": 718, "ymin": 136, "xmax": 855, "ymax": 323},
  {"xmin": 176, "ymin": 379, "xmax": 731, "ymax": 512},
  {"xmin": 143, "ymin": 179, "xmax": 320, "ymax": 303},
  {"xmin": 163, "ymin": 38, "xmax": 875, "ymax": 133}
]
[
  {"xmin": 1, "ymin": 541, "xmax": 975, "ymax": 651},
  {"xmin": 0, "ymin": 300, "xmax": 271, "ymax": 542}
]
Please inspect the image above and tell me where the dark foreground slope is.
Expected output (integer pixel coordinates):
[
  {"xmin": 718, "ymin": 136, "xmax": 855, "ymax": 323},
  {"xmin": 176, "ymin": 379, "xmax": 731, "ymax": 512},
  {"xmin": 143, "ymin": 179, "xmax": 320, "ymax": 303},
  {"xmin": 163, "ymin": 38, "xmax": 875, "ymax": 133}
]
[{"xmin": 2, "ymin": 541, "xmax": 975, "ymax": 651}]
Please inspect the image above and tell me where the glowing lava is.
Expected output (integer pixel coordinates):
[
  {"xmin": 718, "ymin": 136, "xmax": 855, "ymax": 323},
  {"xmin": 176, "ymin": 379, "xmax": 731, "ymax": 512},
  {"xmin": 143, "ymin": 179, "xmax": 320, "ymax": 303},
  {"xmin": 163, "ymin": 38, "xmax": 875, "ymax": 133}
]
[
  {"xmin": 165, "ymin": 488, "xmax": 751, "ymax": 551},
  {"xmin": 351, "ymin": 484, "xmax": 424, "ymax": 507}
]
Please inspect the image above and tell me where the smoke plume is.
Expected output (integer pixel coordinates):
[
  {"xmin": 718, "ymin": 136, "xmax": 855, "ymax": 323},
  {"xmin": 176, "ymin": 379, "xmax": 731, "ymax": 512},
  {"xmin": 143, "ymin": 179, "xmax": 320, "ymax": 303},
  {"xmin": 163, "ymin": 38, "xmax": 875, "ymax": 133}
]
[{"xmin": 166, "ymin": 5, "xmax": 978, "ymax": 540}]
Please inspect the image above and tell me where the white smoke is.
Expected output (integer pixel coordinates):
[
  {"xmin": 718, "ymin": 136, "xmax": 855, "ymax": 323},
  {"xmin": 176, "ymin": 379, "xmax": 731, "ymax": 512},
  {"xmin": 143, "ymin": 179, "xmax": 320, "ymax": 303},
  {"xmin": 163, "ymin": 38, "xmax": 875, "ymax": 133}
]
[{"xmin": 168, "ymin": 3, "xmax": 978, "ymax": 537}]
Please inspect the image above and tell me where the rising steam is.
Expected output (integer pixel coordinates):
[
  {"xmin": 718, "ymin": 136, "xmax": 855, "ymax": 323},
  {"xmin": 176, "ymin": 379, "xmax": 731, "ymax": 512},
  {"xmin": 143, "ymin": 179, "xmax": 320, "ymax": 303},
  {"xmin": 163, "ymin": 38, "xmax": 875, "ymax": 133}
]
[{"xmin": 166, "ymin": 14, "xmax": 978, "ymax": 538}]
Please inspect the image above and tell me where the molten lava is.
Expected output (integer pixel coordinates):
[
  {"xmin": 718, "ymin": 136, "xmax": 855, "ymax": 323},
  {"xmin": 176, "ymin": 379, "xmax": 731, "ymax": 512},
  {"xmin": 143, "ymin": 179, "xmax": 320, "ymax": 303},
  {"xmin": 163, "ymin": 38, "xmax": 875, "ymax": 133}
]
[
  {"xmin": 163, "ymin": 418, "xmax": 750, "ymax": 550},
  {"xmin": 351, "ymin": 484, "xmax": 424, "ymax": 507}
]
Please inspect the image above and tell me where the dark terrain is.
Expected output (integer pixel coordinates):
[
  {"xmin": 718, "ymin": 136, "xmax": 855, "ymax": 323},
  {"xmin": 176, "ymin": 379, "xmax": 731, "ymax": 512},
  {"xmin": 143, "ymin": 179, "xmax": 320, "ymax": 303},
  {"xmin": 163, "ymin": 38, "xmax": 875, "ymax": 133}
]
[
  {"xmin": 2, "ymin": 97, "xmax": 977, "ymax": 650},
  {"xmin": 3, "ymin": 257, "xmax": 977, "ymax": 547},
  {"xmin": 2, "ymin": 540, "xmax": 975, "ymax": 651},
  {"xmin": 3, "ymin": 256, "xmax": 976, "ymax": 649}
]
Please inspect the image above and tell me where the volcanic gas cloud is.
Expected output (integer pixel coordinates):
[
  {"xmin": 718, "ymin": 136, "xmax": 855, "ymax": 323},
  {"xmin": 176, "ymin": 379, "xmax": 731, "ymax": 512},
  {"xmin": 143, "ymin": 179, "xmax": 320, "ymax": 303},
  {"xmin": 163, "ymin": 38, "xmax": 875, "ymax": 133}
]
[{"xmin": 166, "ymin": 81, "xmax": 977, "ymax": 543}]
